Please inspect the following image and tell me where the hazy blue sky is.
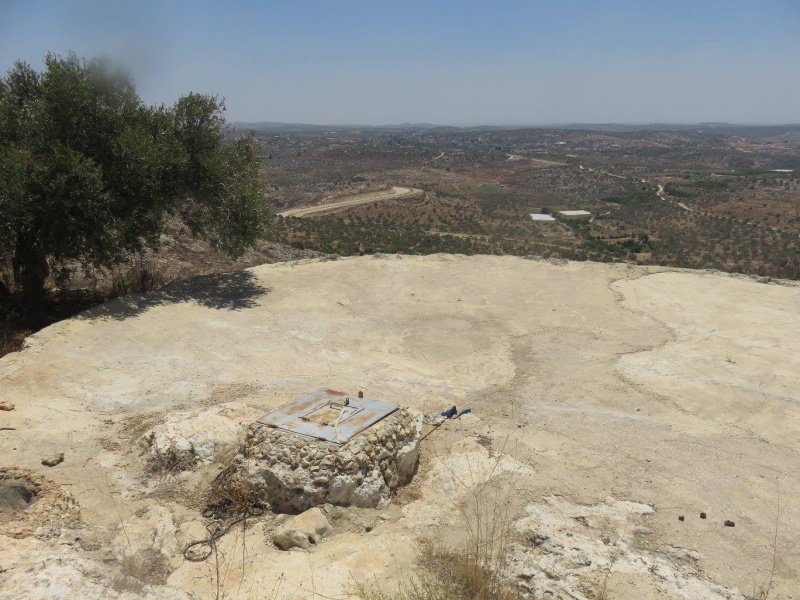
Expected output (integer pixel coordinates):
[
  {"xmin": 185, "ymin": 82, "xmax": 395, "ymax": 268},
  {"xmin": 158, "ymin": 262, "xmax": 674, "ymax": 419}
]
[{"xmin": 1, "ymin": 0, "xmax": 799, "ymax": 125}]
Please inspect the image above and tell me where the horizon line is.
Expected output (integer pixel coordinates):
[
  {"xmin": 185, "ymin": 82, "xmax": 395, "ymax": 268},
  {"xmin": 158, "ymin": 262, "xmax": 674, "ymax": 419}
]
[{"xmin": 229, "ymin": 120, "xmax": 800, "ymax": 129}]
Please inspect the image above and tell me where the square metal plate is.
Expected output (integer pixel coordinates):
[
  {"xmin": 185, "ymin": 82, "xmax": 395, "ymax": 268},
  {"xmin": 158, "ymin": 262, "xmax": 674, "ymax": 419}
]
[{"xmin": 256, "ymin": 389, "xmax": 399, "ymax": 445}]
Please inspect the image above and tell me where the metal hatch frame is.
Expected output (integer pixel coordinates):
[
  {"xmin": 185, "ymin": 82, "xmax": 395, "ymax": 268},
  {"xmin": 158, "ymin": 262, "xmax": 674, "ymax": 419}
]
[{"xmin": 256, "ymin": 389, "xmax": 400, "ymax": 445}]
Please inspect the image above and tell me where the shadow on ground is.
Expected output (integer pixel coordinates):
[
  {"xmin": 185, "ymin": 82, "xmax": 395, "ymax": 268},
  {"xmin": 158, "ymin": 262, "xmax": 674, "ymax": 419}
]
[{"xmin": 79, "ymin": 270, "xmax": 270, "ymax": 321}]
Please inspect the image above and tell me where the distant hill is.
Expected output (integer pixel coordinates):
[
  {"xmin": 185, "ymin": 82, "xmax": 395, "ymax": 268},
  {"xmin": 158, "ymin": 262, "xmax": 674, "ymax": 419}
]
[
  {"xmin": 556, "ymin": 123, "xmax": 800, "ymax": 138},
  {"xmin": 231, "ymin": 121, "xmax": 440, "ymax": 132},
  {"xmin": 231, "ymin": 121, "xmax": 800, "ymax": 139}
]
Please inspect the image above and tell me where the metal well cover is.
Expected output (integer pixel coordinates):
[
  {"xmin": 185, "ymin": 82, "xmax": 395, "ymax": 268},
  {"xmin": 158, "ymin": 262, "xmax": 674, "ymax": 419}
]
[{"xmin": 256, "ymin": 389, "xmax": 399, "ymax": 445}]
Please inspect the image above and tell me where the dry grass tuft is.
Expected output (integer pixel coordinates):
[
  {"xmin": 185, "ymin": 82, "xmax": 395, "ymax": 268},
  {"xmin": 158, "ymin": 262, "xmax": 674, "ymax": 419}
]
[
  {"xmin": 357, "ymin": 417, "xmax": 524, "ymax": 600},
  {"xmin": 593, "ymin": 518, "xmax": 629, "ymax": 600},
  {"xmin": 0, "ymin": 326, "xmax": 28, "ymax": 357},
  {"xmin": 139, "ymin": 430, "xmax": 199, "ymax": 474},
  {"xmin": 203, "ymin": 439, "xmax": 266, "ymax": 519},
  {"xmin": 356, "ymin": 542, "xmax": 520, "ymax": 600},
  {"xmin": 108, "ymin": 256, "xmax": 175, "ymax": 297},
  {"xmin": 112, "ymin": 548, "xmax": 170, "ymax": 594},
  {"xmin": 748, "ymin": 482, "xmax": 784, "ymax": 600}
]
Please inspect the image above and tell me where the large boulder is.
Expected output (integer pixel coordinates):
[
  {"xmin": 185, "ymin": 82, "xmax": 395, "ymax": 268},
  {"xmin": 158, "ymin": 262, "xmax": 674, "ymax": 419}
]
[
  {"xmin": 224, "ymin": 408, "xmax": 422, "ymax": 513},
  {"xmin": 272, "ymin": 507, "xmax": 332, "ymax": 550},
  {"xmin": 140, "ymin": 402, "xmax": 262, "ymax": 473}
]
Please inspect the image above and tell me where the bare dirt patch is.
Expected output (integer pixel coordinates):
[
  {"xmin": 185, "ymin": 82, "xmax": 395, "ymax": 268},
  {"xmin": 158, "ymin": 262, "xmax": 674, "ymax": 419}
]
[
  {"xmin": 0, "ymin": 477, "xmax": 38, "ymax": 523},
  {"xmin": 279, "ymin": 186, "xmax": 423, "ymax": 217}
]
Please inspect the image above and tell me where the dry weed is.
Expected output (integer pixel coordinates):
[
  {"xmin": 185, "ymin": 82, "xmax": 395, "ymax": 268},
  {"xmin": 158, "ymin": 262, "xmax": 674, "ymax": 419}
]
[
  {"xmin": 749, "ymin": 481, "xmax": 784, "ymax": 600},
  {"xmin": 593, "ymin": 517, "xmax": 630, "ymax": 600},
  {"xmin": 107, "ymin": 256, "xmax": 175, "ymax": 298},
  {"xmin": 357, "ymin": 414, "xmax": 524, "ymax": 600},
  {"xmin": 355, "ymin": 542, "xmax": 520, "ymax": 600},
  {"xmin": 112, "ymin": 549, "xmax": 170, "ymax": 593},
  {"xmin": 0, "ymin": 324, "xmax": 29, "ymax": 357},
  {"xmin": 138, "ymin": 429, "xmax": 200, "ymax": 474}
]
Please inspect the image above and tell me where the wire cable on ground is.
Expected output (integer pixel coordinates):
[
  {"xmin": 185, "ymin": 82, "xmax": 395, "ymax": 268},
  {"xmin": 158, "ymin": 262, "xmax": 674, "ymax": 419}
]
[{"xmin": 183, "ymin": 504, "xmax": 265, "ymax": 562}]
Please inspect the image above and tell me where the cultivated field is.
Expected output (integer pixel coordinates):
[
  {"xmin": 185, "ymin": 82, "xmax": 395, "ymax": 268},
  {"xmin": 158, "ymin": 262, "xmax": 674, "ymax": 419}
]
[{"xmin": 259, "ymin": 125, "xmax": 800, "ymax": 279}]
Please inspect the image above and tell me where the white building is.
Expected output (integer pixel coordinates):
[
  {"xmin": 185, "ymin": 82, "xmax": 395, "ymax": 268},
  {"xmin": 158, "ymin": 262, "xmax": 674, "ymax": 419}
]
[
  {"xmin": 558, "ymin": 210, "xmax": 591, "ymax": 219},
  {"xmin": 530, "ymin": 213, "xmax": 556, "ymax": 222}
]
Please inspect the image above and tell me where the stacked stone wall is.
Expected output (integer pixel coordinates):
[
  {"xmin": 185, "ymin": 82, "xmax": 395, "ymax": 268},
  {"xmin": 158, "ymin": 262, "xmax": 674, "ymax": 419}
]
[{"xmin": 233, "ymin": 408, "xmax": 422, "ymax": 513}]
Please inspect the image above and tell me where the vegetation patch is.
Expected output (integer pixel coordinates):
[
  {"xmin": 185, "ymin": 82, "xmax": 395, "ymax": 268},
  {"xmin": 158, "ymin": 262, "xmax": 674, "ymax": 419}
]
[
  {"xmin": 475, "ymin": 184, "xmax": 505, "ymax": 194},
  {"xmin": 356, "ymin": 543, "xmax": 520, "ymax": 600},
  {"xmin": 601, "ymin": 188, "xmax": 658, "ymax": 205}
]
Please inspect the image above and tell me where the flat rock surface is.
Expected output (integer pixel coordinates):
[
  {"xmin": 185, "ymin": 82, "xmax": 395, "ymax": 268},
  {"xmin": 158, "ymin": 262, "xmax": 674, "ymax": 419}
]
[{"xmin": 0, "ymin": 255, "xmax": 798, "ymax": 598}]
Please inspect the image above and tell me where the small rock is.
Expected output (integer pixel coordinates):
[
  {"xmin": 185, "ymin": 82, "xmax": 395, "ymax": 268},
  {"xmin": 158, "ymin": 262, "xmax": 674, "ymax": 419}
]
[
  {"xmin": 423, "ymin": 413, "xmax": 446, "ymax": 426},
  {"xmin": 576, "ymin": 553, "xmax": 592, "ymax": 567},
  {"xmin": 724, "ymin": 520, "xmax": 735, "ymax": 527},
  {"xmin": 273, "ymin": 508, "xmax": 332, "ymax": 550},
  {"xmin": 273, "ymin": 514, "xmax": 290, "ymax": 526},
  {"xmin": 539, "ymin": 539, "xmax": 563, "ymax": 555},
  {"xmin": 528, "ymin": 533, "xmax": 550, "ymax": 547},
  {"xmin": 41, "ymin": 453, "xmax": 64, "ymax": 467},
  {"xmin": 352, "ymin": 469, "xmax": 387, "ymax": 508},
  {"xmin": 700, "ymin": 512, "xmax": 707, "ymax": 519},
  {"xmin": 327, "ymin": 474, "xmax": 360, "ymax": 506},
  {"xmin": 0, "ymin": 402, "xmax": 15, "ymax": 411},
  {"xmin": 34, "ymin": 526, "xmax": 52, "ymax": 538}
]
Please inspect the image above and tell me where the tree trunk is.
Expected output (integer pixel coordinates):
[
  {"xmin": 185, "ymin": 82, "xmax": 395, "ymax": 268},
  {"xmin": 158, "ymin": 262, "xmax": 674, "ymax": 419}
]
[{"xmin": 13, "ymin": 230, "xmax": 49, "ymax": 325}]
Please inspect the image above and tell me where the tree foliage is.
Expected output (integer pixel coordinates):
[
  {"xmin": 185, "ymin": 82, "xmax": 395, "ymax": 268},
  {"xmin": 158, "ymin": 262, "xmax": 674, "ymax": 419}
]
[{"xmin": 0, "ymin": 52, "xmax": 269, "ymax": 319}]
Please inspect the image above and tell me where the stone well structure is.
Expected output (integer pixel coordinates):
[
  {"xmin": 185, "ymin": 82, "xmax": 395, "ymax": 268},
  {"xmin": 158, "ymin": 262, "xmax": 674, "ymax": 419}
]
[{"xmin": 225, "ymin": 391, "xmax": 423, "ymax": 513}]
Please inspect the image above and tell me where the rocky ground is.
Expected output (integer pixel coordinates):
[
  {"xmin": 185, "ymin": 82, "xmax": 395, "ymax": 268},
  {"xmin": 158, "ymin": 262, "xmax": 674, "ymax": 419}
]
[
  {"xmin": 1, "ymin": 224, "xmax": 326, "ymax": 359},
  {"xmin": 1, "ymin": 255, "xmax": 798, "ymax": 599}
]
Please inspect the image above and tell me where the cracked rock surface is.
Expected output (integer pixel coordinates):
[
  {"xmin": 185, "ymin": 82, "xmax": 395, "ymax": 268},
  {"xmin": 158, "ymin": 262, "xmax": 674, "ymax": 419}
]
[{"xmin": 0, "ymin": 255, "xmax": 798, "ymax": 599}]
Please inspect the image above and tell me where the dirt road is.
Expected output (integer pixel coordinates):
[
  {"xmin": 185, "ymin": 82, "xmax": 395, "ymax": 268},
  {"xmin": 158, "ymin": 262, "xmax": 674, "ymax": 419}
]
[
  {"xmin": 657, "ymin": 183, "xmax": 693, "ymax": 211},
  {"xmin": 531, "ymin": 157, "xmax": 567, "ymax": 167},
  {"xmin": 279, "ymin": 186, "xmax": 422, "ymax": 218}
]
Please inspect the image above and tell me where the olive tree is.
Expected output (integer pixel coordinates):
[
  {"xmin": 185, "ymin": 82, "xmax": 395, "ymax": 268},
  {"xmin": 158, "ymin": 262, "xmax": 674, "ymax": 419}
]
[{"xmin": 0, "ymin": 53, "xmax": 269, "ymax": 321}]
